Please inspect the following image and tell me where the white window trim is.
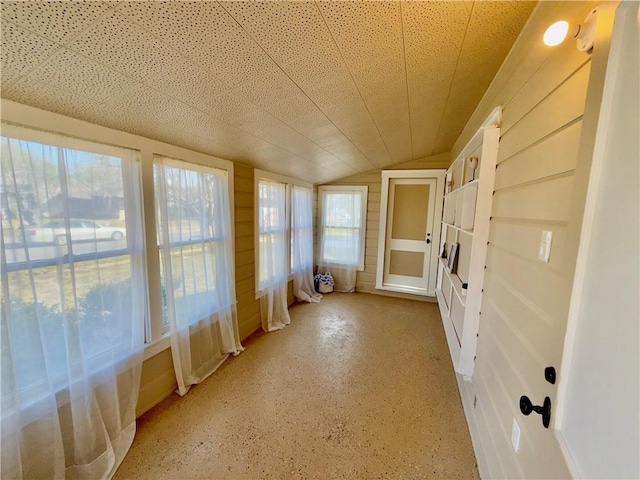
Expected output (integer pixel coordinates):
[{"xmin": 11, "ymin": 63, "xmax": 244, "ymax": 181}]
[
  {"xmin": 1, "ymin": 124, "xmax": 147, "ymax": 371},
  {"xmin": 317, "ymin": 185, "xmax": 368, "ymax": 271},
  {"xmin": 290, "ymin": 183, "xmax": 315, "ymax": 276},
  {"xmin": 153, "ymin": 155, "xmax": 234, "ymax": 336},
  {"xmin": 254, "ymin": 169, "xmax": 311, "ymax": 299},
  {"xmin": 1, "ymin": 99, "xmax": 236, "ymax": 357}
]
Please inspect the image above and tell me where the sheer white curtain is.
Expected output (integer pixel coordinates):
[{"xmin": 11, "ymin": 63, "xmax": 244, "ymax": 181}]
[
  {"xmin": 154, "ymin": 157, "xmax": 242, "ymax": 397},
  {"xmin": 1, "ymin": 126, "xmax": 146, "ymax": 479},
  {"xmin": 257, "ymin": 180, "xmax": 290, "ymax": 331},
  {"xmin": 292, "ymin": 186, "xmax": 321, "ymax": 303},
  {"xmin": 318, "ymin": 188, "xmax": 367, "ymax": 293}
]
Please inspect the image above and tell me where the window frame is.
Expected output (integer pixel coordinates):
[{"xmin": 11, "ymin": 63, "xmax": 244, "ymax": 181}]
[
  {"xmin": 254, "ymin": 169, "xmax": 311, "ymax": 299},
  {"xmin": 0, "ymin": 123, "xmax": 147, "ymax": 394},
  {"xmin": 0, "ymin": 124, "xmax": 143, "ymax": 272},
  {"xmin": 145, "ymin": 154, "xmax": 235, "ymax": 349},
  {"xmin": 290, "ymin": 184, "xmax": 315, "ymax": 275},
  {"xmin": 153, "ymin": 155, "xmax": 234, "ymax": 334},
  {"xmin": 1, "ymin": 100, "xmax": 236, "ymax": 361},
  {"xmin": 317, "ymin": 185, "xmax": 368, "ymax": 271}
]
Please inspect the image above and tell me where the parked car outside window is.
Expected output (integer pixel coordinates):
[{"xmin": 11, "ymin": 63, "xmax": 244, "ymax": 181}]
[{"xmin": 20, "ymin": 220, "xmax": 126, "ymax": 245}]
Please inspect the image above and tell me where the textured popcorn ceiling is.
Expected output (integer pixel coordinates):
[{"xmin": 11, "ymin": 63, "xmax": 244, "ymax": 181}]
[{"xmin": 0, "ymin": 1, "xmax": 535, "ymax": 184}]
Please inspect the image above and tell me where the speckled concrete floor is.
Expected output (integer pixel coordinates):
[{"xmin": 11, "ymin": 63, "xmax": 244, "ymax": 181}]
[{"xmin": 115, "ymin": 293, "xmax": 479, "ymax": 479}]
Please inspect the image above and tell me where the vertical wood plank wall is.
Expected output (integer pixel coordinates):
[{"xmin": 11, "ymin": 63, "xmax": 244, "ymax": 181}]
[
  {"xmin": 137, "ymin": 348, "xmax": 175, "ymax": 417},
  {"xmin": 137, "ymin": 163, "xmax": 297, "ymax": 417},
  {"xmin": 235, "ymin": 163, "xmax": 262, "ymax": 340},
  {"xmin": 320, "ymin": 153, "xmax": 450, "ymax": 294},
  {"xmin": 448, "ymin": 2, "xmax": 606, "ymax": 478}
]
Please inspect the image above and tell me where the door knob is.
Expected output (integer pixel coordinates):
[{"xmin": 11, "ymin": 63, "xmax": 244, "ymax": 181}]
[
  {"xmin": 425, "ymin": 239, "xmax": 431, "ymax": 244},
  {"xmin": 519, "ymin": 395, "xmax": 551, "ymax": 428}
]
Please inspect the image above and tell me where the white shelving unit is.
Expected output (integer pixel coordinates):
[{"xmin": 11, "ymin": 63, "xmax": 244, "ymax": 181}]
[{"xmin": 435, "ymin": 107, "xmax": 501, "ymax": 379}]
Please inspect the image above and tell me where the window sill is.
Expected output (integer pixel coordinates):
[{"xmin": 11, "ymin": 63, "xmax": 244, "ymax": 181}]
[
  {"xmin": 319, "ymin": 262, "xmax": 366, "ymax": 272},
  {"xmin": 12, "ymin": 345, "xmax": 145, "ymax": 415},
  {"xmin": 143, "ymin": 334, "xmax": 171, "ymax": 361},
  {"xmin": 255, "ymin": 275, "xmax": 295, "ymax": 300}
]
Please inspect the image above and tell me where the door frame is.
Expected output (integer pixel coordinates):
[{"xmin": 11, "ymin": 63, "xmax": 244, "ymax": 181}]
[
  {"xmin": 376, "ymin": 169, "xmax": 445, "ymax": 296},
  {"xmin": 554, "ymin": 3, "xmax": 633, "ymax": 477}
]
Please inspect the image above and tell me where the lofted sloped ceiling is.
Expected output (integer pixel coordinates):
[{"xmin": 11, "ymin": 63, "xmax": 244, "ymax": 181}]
[{"xmin": 0, "ymin": 1, "xmax": 535, "ymax": 184}]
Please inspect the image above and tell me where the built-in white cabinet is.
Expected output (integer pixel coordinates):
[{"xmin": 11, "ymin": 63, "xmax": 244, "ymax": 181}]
[{"xmin": 435, "ymin": 107, "xmax": 501, "ymax": 379}]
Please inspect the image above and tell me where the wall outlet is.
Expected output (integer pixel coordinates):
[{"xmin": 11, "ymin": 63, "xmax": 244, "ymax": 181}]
[
  {"xmin": 511, "ymin": 418, "xmax": 521, "ymax": 453},
  {"xmin": 538, "ymin": 230, "xmax": 553, "ymax": 262}
]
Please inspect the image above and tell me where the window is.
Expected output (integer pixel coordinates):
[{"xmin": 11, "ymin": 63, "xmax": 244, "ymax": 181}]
[
  {"xmin": 290, "ymin": 185, "xmax": 322, "ymax": 303},
  {"xmin": 291, "ymin": 185, "xmax": 314, "ymax": 275},
  {"xmin": 318, "ymin": 185, "xmax": 368, "ymax": 270},
  {"xmin": 257, "ymin": 179, "xmax": 288, "ymax": 292},
  {"xmin": 154, "ymin": 156, "xmax": 234, "ymax": 330},
  {"xmin": 0, "ymin": 116, "xmax": 240, "ymax": 477},
  {"xmin": 0, "ymin": 124, "xmax": 146, "ymax": 394},
  {"xmin": 0, "ymin": 120, "xmax": 238, "ymax": 360},
  {"xmin": 254, "ymin": 170, "xmax": 312, "ymax": 297}
]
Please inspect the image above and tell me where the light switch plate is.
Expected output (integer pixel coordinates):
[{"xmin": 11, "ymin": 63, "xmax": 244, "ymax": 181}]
[
  {"xmin": 538, "ymin": 230, "xmax": 553, "ymax": 262},
  {"xmin": 511, "ymin": 418, "xmax": 521, "ymax": 453}
]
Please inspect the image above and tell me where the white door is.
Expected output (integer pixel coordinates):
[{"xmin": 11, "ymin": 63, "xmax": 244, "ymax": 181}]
[{"xmin": 377, "ymin": 171, "xmax": 444, "ymax": 296}]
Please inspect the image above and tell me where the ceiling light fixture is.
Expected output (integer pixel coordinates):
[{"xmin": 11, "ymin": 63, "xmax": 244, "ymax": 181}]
[
  {"xmin": 543, "ymin": 20, "xmax": 569, "ymax": 46},
  {"xmin": 543, "ymin": 8, "xmax": 599, "ymax": 52}
]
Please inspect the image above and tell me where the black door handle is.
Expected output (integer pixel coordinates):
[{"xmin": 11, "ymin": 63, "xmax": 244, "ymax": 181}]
[
  {"xmin": 519, "ymin": 366, "xmax": 555, "ymax": 429},
  {"xmin": 425, "ymin": 239, "xmax": 431, "ymax": 244},
  {"xmin": 520, "ymin": 396, "xmax": 551, "ymax": 428}
]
